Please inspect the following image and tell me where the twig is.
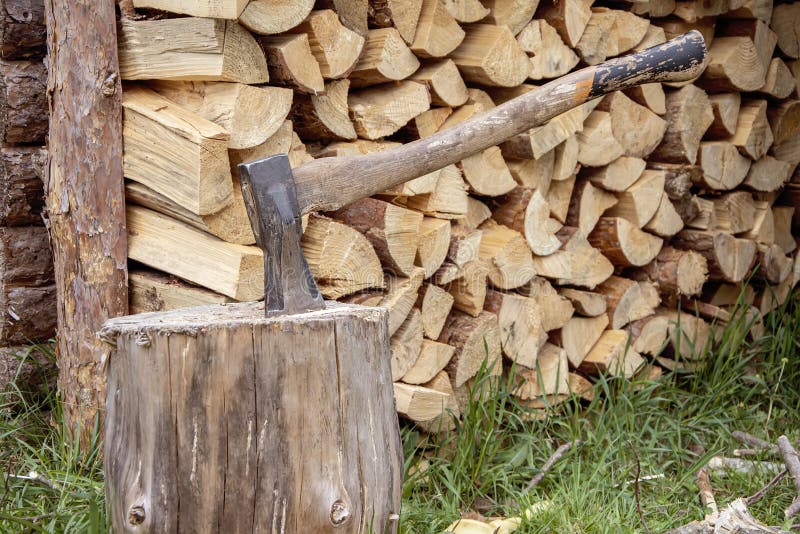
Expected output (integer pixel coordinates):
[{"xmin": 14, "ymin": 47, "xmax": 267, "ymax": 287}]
[
  {"xmin": 524, "ymin": 440, "xmax": 581, "ymax": 491},
  {"xmin": 630, "ymin": 442, "xmax": 651, "ymax": 534},
  {"xmin": 732, "ymin": 431, "xmax": 779, "ymax": 455},
  {"xmin": 777, "ymin": 436, "xmax": 800, "ymax": 519},
  {"xmin": 733, "ymin": 448, "xmax": 760, "ymax": 457},
  {"xmin": 696, "ymin": 465, "xmax": 719, "ymax": 523},
  {"xmin": 745, "ymin": 468, "xmax": 788, "ymax": 506},
  {"xmin": 708, "ymin": 456, "xmax": 784, "ymax": 475}
]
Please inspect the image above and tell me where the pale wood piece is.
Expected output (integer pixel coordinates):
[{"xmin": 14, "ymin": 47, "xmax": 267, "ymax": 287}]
[
  {"xmin": 577, "ymin": 111, "xmax": 625, "ymax": 167},
  {"xmin": 291, "ymin": 79, "xmax": 356, "ymax": 140},
  {"xmin": 229, "ymin": 119, "xmax": 293, "ymax": 168},
  {"xmin": 381, "ymin": 269, "xmax": 425, "ymax": 335},
  {"xmin": 319, "ymin": 0, "xmax": 369, "ymax": 34},
  {"xmin": 349, "ymin": 28, "xmax": 420, "ymax": 87},
  {"xmin": 122, "ymin": 86, "xmax": 232, "ymax": 217},
  {"xmin": 302, "ymin": 215, "xmax": 384, "ymax": 298},
  {"xmin": 598, "ymin": 91, "xmax": 666, "ymax": 159},
  {"xmin": 532, "ymin": 228, "xmax": 614, "ymax": 289},
  {"xmin": 459, "ymin": 148, "xmax": 517, "ymax": 197},
  {"xmin": 409, "ymin": 60, "xmax": 469, "ymax": 107},
  {"xmin": 630, "ymin": 0, "xmax": 675, "ymax": 18},
  {"xmin": 625, "ymin": 83, "xmax": 666, "ymax": 115},
  {"xmin": 768, "ymin": 100, "xmax": 800, "ymax": 165},
  {"xmin": 540, "ymin": 0, "xmax": 592, "ymax": 47},
  {"xmin": 596, "ymin": 275, "xmax": 659, "ymax": 329},
  {"xmin": 757, "ymin": 58, "xmax": 796, "ymax": 99},
  {"xmin": 441, "ymin": 0, "xmax": 489, "ymax": 22},
  {"xmin": 706, "ymin": 92, "xmax": 741, "ymax": 139},
  {"xmin": 699, "ymin": 36, "xmax": 767, "ymax": 92},
  {"xmin": 415, "ymin": 217, "xmax": 451, "ymax": 277},
  {"xmin": 566, "ymin": 180, "xmax": 617, "ymax": 235},
  {"xmin": 741, "ymin": 200, "xmax": 775, "ymax": 244},
  {"xmin": 697, "ymin": 141, "xmax": 752, "ymax": 191},
  {"xmin": 583, "ymin": 156, "xmax": 646, "ymax": 192},
  {"xmin": 772, "ymin": 206, "xmax": 796, "ymax": 254},
  {"xmin": 687, "ymin": 196, "xmax": 716, "ymax": 230},
  {"xmin": 492, "ymin": 188, "xmax": 563, "ymax": 255},
  {"xmin": 483, "ymin": 289, "xmax": 547, "ymax": 368},
  {"xmin": 632, "ymin": 23, "xmax": 667, "ymax": 51},
  {"xmin": 103, "ymin": 302, "xmax": 402, "ymax": 533},
  {"xmin": 394, "ymin": 382, "xmax": 453, "ymax": 428},
  {"xmin": 512, "ymin": 344, "xmax": 569, "ymax": 399},
  {"xmin": 118, "ymin": 18, "xmax": 269, "ymax": 83},
  {"xmin": 482, "ymin": 0, "xmax": 540, "ymax": 35},
  {"xmin": 713, "ymin": 191, "xmax": 756, "ymax": 234},
  {"xmin": 574, "ymin": 9, "xmax": 615, "ymax": 66},
  {"xmin": 756, "ymin": 243, "xmax": 793, "ymax": 284},
  {"xmin": 731, "ymin": 99, "xmax": 773, "ymax": 160},
  {"xmin": 506, "ymin": 153, "xmax": 554, "ymax": 192},
  {"xmin": 516, "ymin": 277, "xmax": 575, "ymax": 332},
  {"xmin": 390, "ymin": 307, "xmax": 424, "ymax": 379},
  {"xmin": 334, "ymin": 198, "xmax": 422, "ymax": 276},
  {"xmin": 368, "ymin": 0, "xmax": 424, "ymax": 43},
  {"xmin": 557, "ymin": 288, "xmax": 607, "ymax": 317},
  {"xmin": 546, "ymin": 174, "xmax": 575, "ymax": 223},
  {"xmin": 743, "ymin": 156, "xmax": 793, "ymax": 192},
  {"xmin": 443, "ymin": 259, "xmax": 488, "ymax": 315},
  {"xmin": 629, "ymin": 314, "xmax": 668, "ymax": 356},
  {"xmin": 641, "ymin": 245, "xmax": 707, "ymax": 296},
  {"xmin": 418, "ymin": 371, "xmax": 460, "ymax": 431},
  {"xmin": 606, "ymin": 170, "xmax": 665, "ymax": 228},
  {"xmin": 404, "ymin": 165, "xmax": 469, "ymax": 219},
  {"xmin": 129, "ymin": 269, "xmax": 232, "ymax": 314},
  {"xmin": 771, "ymin": 3, "xmax": 800, "ymax": 59},
  {"xmin": 477, "ymin": 219, "xmax": 534, "ymax": 289},
  {"xmin": 438, "ymin": 310, "xmax": 501, "ymax": 387},
  {"xmin": 660, "ymin": 309, "xmax": 714, "ymax": 360},
  {"xmin": 704, "ymin": 282, "xmax": 756, "ymax": 307},
  {"xmin": 650, "ymin": 84, "xmax": 713, "ymax": 165},
  {"xmin": 259, "ymin": 34, "xmax": 325, "ymax": 94},
  {"xmin": 655, "ymin": 17, "xmax": 715, "ymax": 49},
  {"xmin": 672, "ymin": 0, "xmax": 732, "ymax": 22},
  {"xmin": 552, "ymin": 314, "xmax": 609, "ymax": 368},
  {"xmin": 672, "ymin": 229, "xmax": 757, "ymax": 283},
  {"xmin": 287, "ymin": 10, "xmax": 365, "ymax": 79},
  {"xmin": 411, "ymin": 0, "xmax": 466, "ymax": 58},
  {"xmin": 348, "ymin": 81, "xmax": 431, "ymax": 139},
  {"xmin": 553, "ymin": 135, "xmax": 579, "ymax": 181},
  {"xmin": 417, "ymin": 283, "xmax": 454, "ymax": 339},
  {"xmin": 446, "ymin": 225, "xmax": 483, "ymax": 267},
  {"xmin": 0, "ymin": 146, "xmax": 46, "ymax": 227},
  {"xmin": 402, "ymin": 339, "xmax": 455, "ymax": 384},
  {"xmin": 400, "ymin": 107, "xmax": 454, "ymax": 139},
  {"xmin": 579, "ymin": 329, "xmax": 644, "ymax": 378},
  {"xmin": 239, "ymin": 0, "xmax": 315, "ymax": 35},
  {"xmin": 449, "ymin": 23, "xmax": 530, "ymax": 87},
  {"xmin": 516, "ymin": 19, "xmax": 579, "ymax": 80},
  {"xmin": 127, "ymin": 206, "xmax": 262, "ymax": 301},
  {"xmin": 529, "ymin": 100, "xmax": 599, "ymax": 159},
  {"xmin": 644, "ymin": 192, "xmax": 684, "ymax": 238},
  {"xmin": 588, "ymin": 217, "xmax": 663, "ymax": 267},
  {"xmin": 727, "ymin": 0, "xmax": 772, "ymax": 21},
  {"xmin": 150, "ymin": 81, "xmax": 291, "ymax": 150},
  {"xmin": 609, "ymin": 10, "xmax": 650, "ymax": 54}
]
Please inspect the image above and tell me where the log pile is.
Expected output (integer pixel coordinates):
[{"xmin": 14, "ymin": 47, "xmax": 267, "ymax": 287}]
[
  {"xmin": 0, "ymin": 0, "xmax": 54, "ymax": 352},
  {"xmin": 118, "ymin": 0, "xmax": 800, "ymax": 426}
]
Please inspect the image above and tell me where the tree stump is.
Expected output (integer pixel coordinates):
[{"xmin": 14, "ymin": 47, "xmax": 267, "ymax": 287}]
[{"xmin": 102, "ymin": 301, "xmax": 403, "ymax": 534}]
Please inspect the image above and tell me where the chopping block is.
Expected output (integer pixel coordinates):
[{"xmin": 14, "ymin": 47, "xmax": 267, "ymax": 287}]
[{"xmin": 101, "ymin": 300, "xmax": 402, "ymax": 533}]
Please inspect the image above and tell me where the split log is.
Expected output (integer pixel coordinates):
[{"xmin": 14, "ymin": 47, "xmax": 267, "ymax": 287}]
[
  {"xmin": 409, "ymin": 60, "xmax": 469, "ymax": 107},
  {"xmin": 687, "ymin": 197, "xmax": 716, "ymax": 230},
  {"xmin": 400, "ymin": 107, "xmax": 454, "ymax": 139},
  {"xmin": 704, "ymin": 282, "xmax": 756, "ymax": 307},
  {"xmin": 512, "ymin": 344, "xmax": 569, "ymax": 399},
  {"xmin": 771, "ymin": 3, "xmax": 800, "ymax": 59},
  {"xmin": 742, "ymin": 200, "xmax": 774, "ymax": 244},
  {"xmin": 302, "ymin": 215, "xmax": 384, "ymax": 299},
  {"xmin": 768, "ymin": 100, "xmax": 800, "ymax": 165},
  {"xmin": 0, "ymin": 146, "xmax": 44, "ymax": 226},
  {"xmin": 478, "ymin": 219, "xmax": 534, "ymax": 290},
  {"xmin": 565, "ymin": 180, "xmax": 617, "ymax": 235},
  {"xmin": 449, "ymin": 23, "xmax": 530, "ymax": 87},
  {"xmin": 129, "ymin": 269, "xmax": 232, "ymax": 314},
  {"xmin": 440, "ymin": 0, "xmax": 488, "ymax": 21},
  {"xmin": 717, "ymin": 19, "xmax": 777, "ymax": 71},
  {"xmin": 390, "ymin": 308, "xmax": 423, "ymax": 380},
  {"xmin": 552, "ymin": 314, "xmax": 609, "ymax": 368},
  {"xmin": 578, "ymin": 330, "xmax": 644, "ymax": 378},
  {"xmin": 697, "ymin": 141, "xmax": 752, "ymax": 191},
  {"xmin": 706, "ymin": 92, "xmax": 741, "ymax": 139},
  {"xmin": 229, "ymin": 119, "xmax": 293, "ymax": 169},
  {"xmin": 103, "ymin": 302, "xmax": 402, "ymax": 533},
  {"xmin": 597, "ymin": 91, "xmax": 666, "ymax": 159},
  {"xmin": 574, "ymin": 9, "xmax": 615, "ymax": 65},
  {"xmin": 577, "ymin": 111, "xmax": 625, "ymax": 167},
  {"xmin": 588, "ymin": 217, "xmax": 663, "ymax": 267},
  {"xmin": 650, "ymin": 85, "xmax": 713, "ymax": 165},
  {"xmin": 629, "ymin": 314, "xmax": 669, "ymax": 356},
  {"xmin": 583, "ymin": 156, "xmax": 646, "ymax": 193},
  {"xmin": 0, "ymin": 282, "xmax": 55, "ymax": 345},
  {"xmin": 411, "ymin": 0, "xmax": 466, "ymax": 58},
  {"xmin": 444, "ymin": 259, "xmax": 488, "ymax": 315},
  {"xmin": 546, "ymin": 174, "xmax": 575, "ymax": 223},
  {"xmin": 516, "ymin": 276, "xmax": 574, "ymax": 331},
  {"xmin": 482, "ymin": 0, "xmax": 539, "ymax": 34},
  {"xmin": 131, "ymin": 0, "xmax": 248, "ymax": 18},
  {"xmin": 641, "ymin": 246, "xmax": 708, "ymax": 296},
  {"xmin": 291, "ymin": 79, "xmax": 357, "ymax": 140},
  {"xmin": 394, "ymin": 382, "xmax": 453, "ymax": 429},
  {"xmin": 553, "ymin": 135, "xmax": 579, "ymax": 181},
  {"xmin": 287, "ymin": 10, "xmax": 365, "ymax": 79},
  {"xmin": 660, "ymin": 309, "xmax": 715, "ymax": 360},
  {"xmin": 483, "ymin": 289, "xmax": 547, "ymax": 368},
  {"xmin": 727, "ymin": 0, "xmax": 772, "ymax": 21},
  {"xmin": 772, "ymin": 206, "xmax": 796, "ymax": 254},
  {"xmin": 0, "ymin": 59, "xmax": 46, "ymax": 145},
  {"xmin": 0, "ymin": 226, "xmax": 52, "ymax": 287},
  {"xmin": 607, "ymin": 9, "xmax": 650, "ymax": 54},
  {"xmin": 743, "ymin": 156, "xmax": 793, "ymax": 192},
  {"xmin": 438, "ymin": 310, "xmax": 501, "ymax": 388},
  {"xmin": 492, "ymin": 188, "xmax": 563, "ymax": 256},
  {"xmin": 459, "ymin": 147, "xmax": 517, "ymax": 196},
  {"xmin": 606, "ymin": 170, "xmax": 665, "ymax": 228},
  {"xmin": 557, "ymin": 288, "xmax": 606, "ymax": 317},
  {"xmin": 624, "ymin": 83, "xmax": 666, "ymax": 115},
  {"xmin": 527, "ymin": 100, "xmax": 599, "ymax": 159},
  {"xmin": 598, "ymin": 275, "xmax": 659, "ymax": 330},
  {"xmin": 713, "ymin": 192, "xmax": 755, "ymax": 234},
  {"xmin": 506, "ymin": 155, "xmax": 553, "ymax": 192},
  {"xmin": 118, "ymin": 18, "xmax": 269, "ymax": 83},
  {"xmin": 350, "ymin": 28, "xmax": 420, "ymax": 87},
  {"xmin": 418, "ymin": 371, "xmax": 460, "ymax": 430},
  {"xmin": 333, "ymin": 197, "xmax": 423, "ymax": 277},
  {"xmin": 756, "ymin": 243, "xmax": 792, "ymax": 284},
  {"xmin": 539, "ymin": 0, "xmax": 592, "ymax": 48},
  {"xmin": 516, "ymin": 19, "xmax": 578, "ymax": 80},
  {"xmin": 259, "ymin": 34, "xmax": 325, "ymax": 94},
  {"xmin": 122, "ymin": 86, "xmax": 233, "ymax": 216},
  {"xmin": 348, "ymin": 81, "xmax": 430, "ymax": 139},
  {"xmin": 238, "ymin": 0, "xmax": 315, "ymax": 35},
  {"xmin": 415, "ymin": 217, "xmax": 451, "ymax": 277},
  {"xmin": 672, "ymin": 229, "xmax": 757, "ymax": 282},
  {"xmin": 417, "ymin": 283, "xmax": 454, "ymax": 339},
  {"xmin": 731, "ymin": 99, "xmax": 773, "ymax": 160},
  {"xmin": 150, "ymin": 81, "xmax": 292, "ymax": 149},
  {"xmin": 380, "ymin": 269, "xmax": 424, "ymax": 335},
  {"xmin": 0, "ymin": 0, "xmax": 46, "ymax": 59},
  {"xmin": 699, "ymin": 36, "xmax": 767, "ymax": 92},
  {"xmin": 402, "ymin": 340, "xmax": 455, "ymax": 385},
  {"xmin": 445, "ymin": 225, "xmax": 482, "ymax": 267},
  {"xmin": 532, "ymin": 228, "xmax": 614, "ymax": 289},
  {"xmin": 632, "ymin": 22, "xmax": 667, "ymax": 50},
  {"xmin": 404, "ymin": 164, "xmax": 469, "ymax": 219},
  {"xmin": 757, "ymin": 58, "xmax": 796, "ymax": 99},
  {"xmin": 644, "ymin": 192, "xmax": 684, "ymax": 238},
  {"xmin": 367, "ymin": 0, "xmax": 423, "ymax": 43}
]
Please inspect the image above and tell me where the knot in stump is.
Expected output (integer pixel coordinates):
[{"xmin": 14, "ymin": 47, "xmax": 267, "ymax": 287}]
[
  {"xmin": 330, "ymin": 500, "xmax": 351, "ymax": 526},
  {"xmin": 127, "ymin": 504, "xmax": 146, "ymax": 525}
]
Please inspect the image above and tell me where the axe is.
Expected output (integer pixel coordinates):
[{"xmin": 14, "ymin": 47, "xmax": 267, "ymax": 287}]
[{"xmin": 238, "ymin": 31, "xmax": 707, "ymax": 316}]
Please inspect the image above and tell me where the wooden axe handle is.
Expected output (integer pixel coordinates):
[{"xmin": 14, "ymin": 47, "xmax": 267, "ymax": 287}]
[{"xmin": 292, "ymin": 30, "xmax": 707, "ymax": 215}]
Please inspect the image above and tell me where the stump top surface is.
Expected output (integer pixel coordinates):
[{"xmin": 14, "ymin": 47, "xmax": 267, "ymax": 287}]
[{"xmin": 101, "ymin": 300, "xmax": 387, "ymax": 336}]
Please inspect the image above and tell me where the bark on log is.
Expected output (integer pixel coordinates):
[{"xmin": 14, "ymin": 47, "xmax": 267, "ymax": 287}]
[
  {"xmin": 0, "ymin": 146, "xmax": 44, "ymax": 226},
  {"xmin": 0, "ymin": 59, "xmax": 46, "ymax": 145},
  {"xmin": 0, "ymin": 0, "xmax": 46, "ymax": 59}
]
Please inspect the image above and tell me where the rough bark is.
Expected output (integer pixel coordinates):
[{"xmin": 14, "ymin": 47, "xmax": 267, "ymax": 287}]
[{"xmin": 0, "ymin": 0, "xmax": 46, "ymax": 59}]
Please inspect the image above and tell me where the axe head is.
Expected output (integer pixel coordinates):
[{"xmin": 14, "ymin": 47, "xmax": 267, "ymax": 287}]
[{"xmin": 238, "ymin": 154, "xmax": 325, "ymax": 317}]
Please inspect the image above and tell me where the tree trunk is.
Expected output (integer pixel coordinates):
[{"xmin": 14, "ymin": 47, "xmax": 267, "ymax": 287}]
[{"xmin": 44, "ymin": 0, "xmax": 128, "ymax": 438}]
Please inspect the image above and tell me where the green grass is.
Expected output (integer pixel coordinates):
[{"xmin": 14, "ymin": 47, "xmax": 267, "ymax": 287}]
[{"xmin": 1, "ymin": 290, "xmax": 799, "ymax": 533}]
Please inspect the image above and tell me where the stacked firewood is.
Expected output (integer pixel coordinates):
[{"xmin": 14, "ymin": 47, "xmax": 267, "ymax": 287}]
[
  {"xmin": 118, "ymin": 0, "xmax": 800, "ymax": 427},
  {"xmin": 0, "ymin": 0, "xmax": 54, "ymax": 357}
]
